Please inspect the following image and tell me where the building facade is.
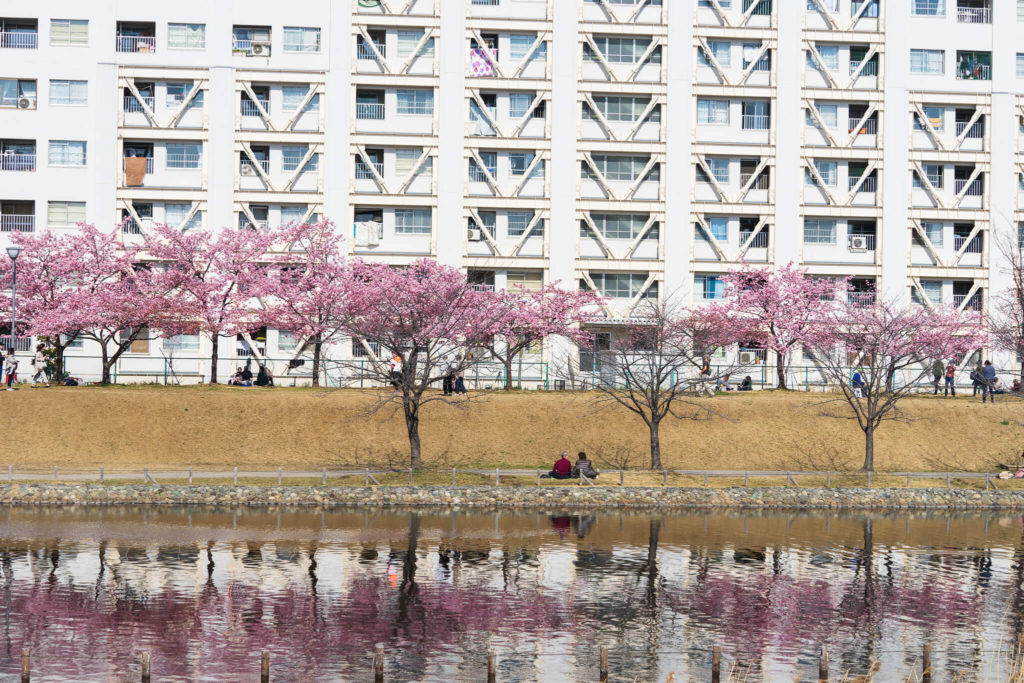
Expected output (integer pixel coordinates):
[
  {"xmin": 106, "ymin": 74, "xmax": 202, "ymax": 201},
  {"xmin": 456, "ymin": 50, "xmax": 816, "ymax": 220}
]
[{"xmin": 0, "ymin": 0, "xmax": 1022, "ymax": 384}]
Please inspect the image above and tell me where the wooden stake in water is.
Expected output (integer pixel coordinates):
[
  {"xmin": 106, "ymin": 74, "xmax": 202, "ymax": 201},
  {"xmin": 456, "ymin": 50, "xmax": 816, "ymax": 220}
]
[
  {"xmin": 819, "ymin": 645, "xmax": 828, "ymax": 682},
  {"xmin": 487, "ymin": 651, "xmax": 496, "ymax": 683},
  {"xmin": 711, "ymin": 646, "xmax": 721, "ymax": 683},
  {"xmin": 260, "ymin": 650, "xmax": 269, "ymax": 683},
  {"xmin": 922, "ymin": 644, "xmax": 931, "ymax": 682},
  {"xmin": 20, "ymin": 648, "xmax": 29, "ymax": 683},
  {"xmin": 374, "ymin": 644, "xmax": 385, "ymax": 683},
  {"xmin": 141, "ymin": 652, "xmax": 151, "ymax": 683},
  {"xmin": 599, "ymin": 646, "xmax": 609, "ymax": 682}
]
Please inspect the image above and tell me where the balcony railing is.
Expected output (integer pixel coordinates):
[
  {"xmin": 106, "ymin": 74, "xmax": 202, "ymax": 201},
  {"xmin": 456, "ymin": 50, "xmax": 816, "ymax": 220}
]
[
  {"xmin": 741, "ymin": 114, "xmax": 770, "ymax": 130},
  {"xmin": 240, "ymin": 99, "xmax": 269, "ymax": 117},
  {"xmin": 355, "ymin": 160, "xmax": 384, "ymax": 179},
  {"xmin": 741, "ymin": 230, "xmax": 769, "ymax": 249},
  {"xmin": 166, "ymin": 153, "xmax": 202, "ymax": 169},
  {"xmin": 745, "ymin": 55, "xmax": 771, "ymax": 72},
  {"xmin": 240, "ymin": 158, "xmax": 270, "ymax": 176},
  {"xmin": 954, "ymin": 178, "xmax": 983, "ymax": 196},
  {"xmin": 0, "ymin": 31, "xmax": 37, "ymax": 49},
  {"xmin": 122, "ymin": 157, "xmax": 154, "ymax": 173},
  {"xmin": 468, "ymin": 164, "xmax": 497, "ymax": 182},
  {"xmin": 849, "ymin": 117, "xmax": 877, "ymax": 135},
  {"xmin": 850, "ymin": 59, "xmax": 878, "ymax": 76},
  {"xmin": 954, "ymin": 234, "xmax": 983, "ymax": 253},
  {"xmin": 849, "ymin": 175, "xmax": 877, "ymax": 192},
  {"xmin": 953, "ymin": 292, "xmax": 983, "ymax": 311},
  {"xmin": 848, "ymin": 233, "xmax": 877, "ymax": 250},
  {"xmin": 739, "ymin": 171, "xmax": 770, "ymax": 190},
  {"xmin": 3, "ymin": 336, "xmax": 32, "ymax": 352},
  {"xmin": 0, "ymin": 215, "xmax": 34, "ymax": 233},
  {"xmin": 116, "ymin": 35, "xmax": 156, "ymax": 53},
  {"xmin": 357, "ymin": 42, "xmax": 385, "ymax": 60},
  {"xmin": 0, "ymin": 154, "xmax": 35, "ymax": 171},
  {"xmin": 743, "ymin": 0, "xmax": 772, "ymax": 16},
  {"xmin": 848, "ymin": 292, "xmax": 876, "ymax": 307},
  {"xmin": 957, "ymin": 63, "xmax": 991, "ymax": 81},
  {"xmin": 471, "ymin": 0, "xmax": 501, "ymax": 5},
  {"xmin": 955, "ymin": 120, "xmax": 984, "ymax": 139},
  {"xmin": 122, "ymin": 218, "xmax": 143, "ymax": 235},
  {"xmin": 356, "ymin": 102, "xmax": 385, "ymax": 120},
  {"xmin": 957, "ymin": 5, "xmax": 991, "ymax": 23},
  {"xmin": 124, "ymin": 95, "xmax": 155, "ymax": 113}
]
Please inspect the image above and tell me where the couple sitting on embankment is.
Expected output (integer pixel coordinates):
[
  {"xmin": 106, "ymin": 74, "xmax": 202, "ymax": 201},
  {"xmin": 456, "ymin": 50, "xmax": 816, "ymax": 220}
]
[{"xmin": 541, "ymin": 451, "xmax": 599, "ymax": 480}]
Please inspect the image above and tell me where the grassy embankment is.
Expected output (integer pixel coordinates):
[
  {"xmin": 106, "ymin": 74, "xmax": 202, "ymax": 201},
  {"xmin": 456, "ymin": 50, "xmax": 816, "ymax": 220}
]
[{"xmin": 3, "ymin": 385, "xmax": 1023, "ymax": 486}]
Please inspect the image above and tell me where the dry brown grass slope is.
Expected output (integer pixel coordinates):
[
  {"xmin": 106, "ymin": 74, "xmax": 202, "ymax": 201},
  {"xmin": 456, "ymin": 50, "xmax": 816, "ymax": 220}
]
[{"xmin": 5, "ymin": 386, "xmax": 1023, "ymax": 471}]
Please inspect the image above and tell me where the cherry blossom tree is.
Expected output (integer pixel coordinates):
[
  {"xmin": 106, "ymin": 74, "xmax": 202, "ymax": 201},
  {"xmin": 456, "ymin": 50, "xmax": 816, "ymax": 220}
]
[
  {"xmin": 483, "ymin": 284, "xmax": 599, "ymax": 390},
  {"xmin": 588, "ymin": 297, "xmax": 741, "ymax": 469},
  {"xmin": 261, "ymin": 221, "xmax": 349, "ymax": 387},
  {"xmin": 803, "ymin": 300, "xmax": 985, "ymax": 471},
  {"xmin": 718, "ymin": 263, "xmax": 848, "ymax": 390},
  {"xmin": 989, "ymin": 228, "xmax": 1024, "ymax": 383},
  {"xmin": 145, "ymin": 223, "xmax": 274, "ymax": 383},
  {"xmin": 339, "ymin": 259, "xmax": 514, "ymax": 467}
]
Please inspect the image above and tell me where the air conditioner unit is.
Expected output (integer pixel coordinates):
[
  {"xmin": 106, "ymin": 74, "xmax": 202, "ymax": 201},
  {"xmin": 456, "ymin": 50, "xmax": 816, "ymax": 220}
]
[
  {"xmin": 739, "ymin": 351, "xmax": 756, "ymax": 365},
  {"xmin": 467, "ymin": 228, "xmax": 483, "ymax": 242},
  {"xmin": 249, "ymin": 42, "xmax": 270, "ymax": 56},
  {"xmin": 240, "ymin": 163, "xmax": 256, "ymax": 175},
  {"xmin": 849, "ymin": 236, "xmax": 868, "ymax": 251},
  {"xmin": 17, "ymin": 97, "xmax": 33, "ymax": 109}
]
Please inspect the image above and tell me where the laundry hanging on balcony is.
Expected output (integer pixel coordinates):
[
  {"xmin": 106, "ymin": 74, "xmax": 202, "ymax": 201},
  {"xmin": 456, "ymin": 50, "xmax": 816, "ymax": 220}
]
[{"xmin": 470, "ymin": 47, "xmax": 495, "ymax": 77}]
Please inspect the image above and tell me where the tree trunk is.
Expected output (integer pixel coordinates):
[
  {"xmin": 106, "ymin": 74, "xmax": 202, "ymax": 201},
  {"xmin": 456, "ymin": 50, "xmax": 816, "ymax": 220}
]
[
  {"xmin": 649, "ymin": 419, "xmax": 662, "ymax": 470},
  {"xmin": 210, "ymin": 335, "xmax": 219, "ymax": 384},
  {"xmin": 503, "ymin": 356, "xmax": 514, "ymax": 391},
  {"xmin": 862, "ymin": 427, "xmax": 874, "ymax": 472},
  {"xmin": 100, "ymin": 344, "xmax": 111, "ymax": 384},
  {"xmin": 54, "ymin": 344, "xmax": 66, "ymax": 383},
  {"xmin": 775, "ymin": 350, "xmax": 787, "ymax": 390},
  {"xmin": 1019, "ymin": 359, "xmax": 1024, "ymax": 387},
  {"xmin": 312, "ymin": 336, "xmax": 322, "ymax": 388},
  {"xmin": 403, "ymin": 398, "xmax": 422, "ymax": 468}
]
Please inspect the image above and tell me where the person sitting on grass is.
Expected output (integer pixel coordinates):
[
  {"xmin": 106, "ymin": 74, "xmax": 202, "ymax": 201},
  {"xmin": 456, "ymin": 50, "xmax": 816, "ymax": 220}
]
[
  {"xmin": 255, "ymin": 364, "xmax": 273, "ymax": 387},
  {"xmin": 738, "ymin": 376, "xmax": 753, "ymax": 391},
  {"xmin": 716, "ymin": 374, "xmax": 734, "ymax": 392},
  {"xmin": 227, "ymin": 367, "xmax": 243, "ymax": 386},
  {"xmin": 571, "ymin": 451, "xmax": 599, "ymax": 479},
  {"xmin": 240, "ymin": 366, "xmax": 253, "ymax": 387},
  {"xmin": 543, "ymin": 452, "xmax": 573, "ymax": 480}
]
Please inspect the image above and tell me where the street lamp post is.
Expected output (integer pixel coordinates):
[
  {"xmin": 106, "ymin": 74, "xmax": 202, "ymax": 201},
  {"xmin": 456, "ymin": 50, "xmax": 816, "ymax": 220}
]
[{"xmin": 7, "ymin": 245, "xmax": 21, "ymax": 354}]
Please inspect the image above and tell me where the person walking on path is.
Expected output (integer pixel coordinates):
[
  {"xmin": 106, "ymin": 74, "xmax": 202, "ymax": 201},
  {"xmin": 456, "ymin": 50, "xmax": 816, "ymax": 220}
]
[
  {"xmin": 931, "ymin": 359, "xmax": 944, "ymax": 395},
  {"xmin": 971, "ymin": 361, "xmax": 984, "ymax": 396},
  {"xmin": 30, "ymin": 343, "xmax": 50, "ymax": 388},
  {"xmin": 442, "ymin": 355, "xmax": 455, "ymax": 396},
  {"xmin": 944, "ymin": 362, "xmax": 956, "ymax": 397},
  {"xmin": 981, "ymin": 360, "xmax": 997, "ymax": 403},
  {"xmin": 4, "ymin": 349, "xmax": 18, "ymax": 391}
]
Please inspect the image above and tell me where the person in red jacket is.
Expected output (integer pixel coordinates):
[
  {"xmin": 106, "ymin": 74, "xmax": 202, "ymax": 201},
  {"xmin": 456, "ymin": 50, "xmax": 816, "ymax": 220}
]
[{"xmin": 547, "ymin": 452, "xmax": 573, "ymax": 480}]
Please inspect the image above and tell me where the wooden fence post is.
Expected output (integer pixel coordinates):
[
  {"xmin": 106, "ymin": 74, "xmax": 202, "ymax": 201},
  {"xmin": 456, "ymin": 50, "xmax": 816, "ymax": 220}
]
[
  {"xmin": 235, "ymin": 466, "xmax": 239, "ymax": 485},
  {"xmin": 53, "ymin": 466, "xmax": 58, "ymax": 481},
  {"xmin": 599, "ymin": 646, "xmax": 608, "ymax": 682},
  {"xmin": 619, "ymin": 469, "xmax": 624, "ymax": 486},
  {"xmin": 946, "ymin": 472, "xmax": 951, "ymax": 488},
  {"xmin": 188, "ymin": 465, "xmax": 193, "ymax": 484},
  {"xmin": 826, "ymin": 471, "xmax": 831, "ymax": 487},
  {"xmin": 278, "ymin": 467, "xmax": 282, "ymax": 485},
  {"xmin": 867, "ymin": 471, "xmax": 872, "ymax": 487},
  {"xmin": 819, "ymin": 645, "xmax": 828, "ymax": 682},
  {"xmin": 321, "ymin": 467, "xmax": 326, "ymax": 485},
  {"xmin": 922, "ymin": 644, "xmax": 931, "ymax": 682},
  {"xmin": 20, "ymin": 648, "xmax": 28, "ymax": 683},
  {"xmin": 662, "ymin": 470, "xmax": 667, "ymax": 486},
  {"xmin": 536, "ymin": 470, "xmax": 540, "ymax": 486},
  {"xmin": 453, "ymin": 467, "xmax": 457, "ymax": 485},
  {"xmin": 744, "ymin": 471, "xmax": 749, "ymax": 486},
  {"xmin": 141, "ymin": 652, "xmax": 150, "ymax": 683},
  {"xmin": 711, "ymin": 646, "xmax": 721, "ymax": 683},
  {"xmin": 408, "ymin": 468, "xmax": 413, "ymax": 485},
  {"xmin": 100, "ymin": 466, "xmax": 104, "ymax": 484},
  {"xmin": 487, "ymin": 650, "xmax": 496, "ymax": 683},
  {"xmin": 374, "ymin": 644, "xmax": 385, "ymax": 683},
  {"xmin": 261, "ymin": 650, "xmax": 269, "ymax": 683},
  {"xmin": 496, "ymin": 468, "xmax": 500, "ymax": 486},
  {"xmin": 7, "ymin": 464, "xmax": 11, "ymax": 482}
]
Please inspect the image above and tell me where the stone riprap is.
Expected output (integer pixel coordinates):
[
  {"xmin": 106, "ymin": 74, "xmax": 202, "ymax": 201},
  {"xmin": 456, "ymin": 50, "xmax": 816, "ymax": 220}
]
[{"xmin": 2, "ymin": 484, "xmax": 1024, "ymax": 509}]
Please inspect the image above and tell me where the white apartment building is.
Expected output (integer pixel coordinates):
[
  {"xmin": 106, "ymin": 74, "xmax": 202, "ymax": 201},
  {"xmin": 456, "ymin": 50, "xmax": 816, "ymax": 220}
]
[{"xmin": 1, "ymin": 0, "xmax": 1023, "ymax": 385}]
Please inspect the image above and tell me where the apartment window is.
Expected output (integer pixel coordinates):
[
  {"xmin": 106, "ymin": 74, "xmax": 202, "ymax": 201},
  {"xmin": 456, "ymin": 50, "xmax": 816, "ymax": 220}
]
[
  {"xmin": 165, "ymin": 203, "xmax": 201, "ymax": 230},
  {"xmin": 915, "ymin": 164, "xmax": 943, "ymax": 189},
  {"xmin": 166, "ymin": 82, "xmax": 203, "ymax": 108},
  {"xmin": 166, "ymin": 143, "xmax": 201, "ymax": 169},
  {"xmin": 587, "ymin": 155, "xmax": 656, "ymax": 182},
  {"xmin": 510, "ymin": 92, "xmax": 539, "ymax": 119},
  {"xmin": 742, "ymin": 43, "xmax": 770, "ymax": 71},
  {"xmin": 696, "ymin": 275, "xmax": 725, "ymax": 301},
  {"xmin": 592, "ymin": 95, "xmax": 654, "ymax": 122},
  {"xmin": 803, "ymin": 219, "xmax": 836, "ymax": 244},
  {"xmin": 957, "ymin": 51, "xmax": 991, "ymax": 80},
  {"xmin": 706, "ymin": 158, "xmax": 729, "ymax": 183},
  {"xmin": 509, "ymin": 152, "xmax": 542, "ymax": 177},
  {"xmin": 742, "ymin": 101, "xmax": 770, "ymax": 129},
  {"xmin": 1018, "ymin": 54, "xmax": 1024, "ymax": 78},
  {"xmin": 922, "ymin": 221, "xmax": 943, "ymax": 247},
  {"xmin": 280, "ymin": 206, "xmax": 306, "ymax": 227},
  {"xmin": 707, "ymin": 217, "xmax": 728, "ymax": 241},
  {"xmin": 48, "ymin": 140, "xmax": 86, "ymax": 167},
  {"xmin": 283, "ymin": 27, "xmax": 320, "ymax": 53},
  {"xmin": 699, "ymin": 0, "xmax": 732, "ymax": 6},
  {"xmin": 395, "ymin": 148, "xmax": 429, "ymax": 176},
  {"xmin": 699, "ymin": 41, "xmax": 730, "ymax": 67},
  {"xmin": 1019, "ymin": 0, "xmax": 1024, "ymax": 20},
  {"xmin": 394, "ymin": 208, "xmax": 431, "ymax": 234},
  {"xmin": 510, "ymin": 34, "xmax": 542, "ymax": 61},
  {"xmin": 49, "ymin": 79, "xmax": 87, "ymax": 106},
  {"xmin": 165, "ymin": 334, "xmax": 200, "ymax": 351},
  {"xmin": 0, "ymin": 79, "xmax": 35, "ymax": 108},
  {"xmin": 589, "ymin": 273, "xmax": 655, "ymax": 299},
  {"xmin": 914, "ymin": 106, "xmax": 944, "ymax": 130},
  {"xmin": 167, "ymin": 23, "xmax": 205, "ymax": 49},
  {"xmin": 911, "ymin": 0, "xmax": 944, "ymax": 15},
  {"xmin": 808, "ymin": 43, "xmax": 839, "ymax": 71},
  {"xmin": 590, "ymin": 37, "xmax": 660, "ymax": 64},
  {"xmin": 282, "ymin": 146, "xmax": 317, "ymax": 172},
  {"xmin": 47, "ymin": 201, "xmax": 85, "ymax": 227},
  {"xmin": 396, "ymin": 90, "xmax": 433, "ymax": 115},
  {"xmin": 910, "ymin": 49, "xmax": 944, "ymax": 74},
  {"xmin": 507, "ymin": 212, "xmax": 536, "ymax": 237},
  {"xmin": 283, "ymin": 86, "xmax": 319, "ymax": 112},
  {"xmin": 397, "ymin": 31, "xmax": 434, "ymax": 58},
  {"xmin": 808, "ymin": 103, "xmax": 838, "ymax": 128},
  {"xmin": 806, "ymin": 160, "xmax": 837, "ymax": 186},
  {"xmin": 50, "ymin": 19, "xmax": 87, "ymax": 46},
  {"xmin": 697, "ymin": 99, "xmax": 730, "ymax": 125},
  {"xmin": 589, "ymin": 214, "xmax": 654, "ymax": 240}
]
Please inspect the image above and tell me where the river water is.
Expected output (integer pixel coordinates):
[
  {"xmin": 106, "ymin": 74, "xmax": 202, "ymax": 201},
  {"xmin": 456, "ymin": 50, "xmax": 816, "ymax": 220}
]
[{"xmin": 0, "ymin": 506, "xmax": 1021, "ymax": 682}]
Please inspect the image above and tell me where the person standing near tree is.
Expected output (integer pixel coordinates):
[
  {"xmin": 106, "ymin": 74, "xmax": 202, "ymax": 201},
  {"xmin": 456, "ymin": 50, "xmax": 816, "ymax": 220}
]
[
  {"xmin": 454, "ymin": 353, "xmax": 468, "ymax": 395},
  {"xmin": 944, "ymin": 362, "xmax": 956, "ymax": 397},
  {"xmin": 981, "ymin": 360, "xmax": 997, "ymax": 403},
  {"xmin": 4, "ymin": 349, "xmax": 18, "ymax": 391},
  {"xmin": 30, "ymin": 343, "xmax": 50, "ymax": 388},
  {"xmin": 931, "ymin": 358, "xmax": 944, "ymax": 395}
]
